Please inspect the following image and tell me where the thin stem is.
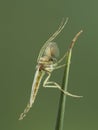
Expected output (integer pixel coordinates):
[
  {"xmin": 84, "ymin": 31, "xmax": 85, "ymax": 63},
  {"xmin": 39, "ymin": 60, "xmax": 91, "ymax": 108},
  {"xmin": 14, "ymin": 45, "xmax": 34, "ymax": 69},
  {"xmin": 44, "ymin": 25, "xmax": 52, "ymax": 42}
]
[
  {"xmin": 55, "ymin": 30, "xmax": 83, "ymax": 130},
  {"xmin": 55, "ymin": 47, "xmax": 72, "ymax": 130}
]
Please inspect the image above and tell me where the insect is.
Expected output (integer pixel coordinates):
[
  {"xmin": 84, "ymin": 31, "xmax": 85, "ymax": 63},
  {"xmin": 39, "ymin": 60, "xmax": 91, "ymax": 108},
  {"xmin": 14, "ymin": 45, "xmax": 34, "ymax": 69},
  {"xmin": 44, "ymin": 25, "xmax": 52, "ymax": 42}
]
[{"xmin": 19, "ymin": 18, "xmax": 82, "ymax": 120}]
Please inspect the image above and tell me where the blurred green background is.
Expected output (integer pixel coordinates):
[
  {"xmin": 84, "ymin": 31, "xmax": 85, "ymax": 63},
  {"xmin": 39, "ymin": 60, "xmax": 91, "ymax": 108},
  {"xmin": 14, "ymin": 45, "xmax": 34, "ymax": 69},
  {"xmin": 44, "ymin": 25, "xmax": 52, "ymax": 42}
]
[{"xmin": 0, "ymin": 0, "xmax": 98, "ymax": 130}]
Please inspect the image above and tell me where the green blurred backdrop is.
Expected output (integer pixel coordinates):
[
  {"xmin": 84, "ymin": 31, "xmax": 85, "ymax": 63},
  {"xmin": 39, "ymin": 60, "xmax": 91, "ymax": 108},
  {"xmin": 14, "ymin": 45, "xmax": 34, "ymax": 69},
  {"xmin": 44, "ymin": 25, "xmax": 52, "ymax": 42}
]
[{"xmin": 0, "ymin": 0, "xmax": 98, "ymax": 130}]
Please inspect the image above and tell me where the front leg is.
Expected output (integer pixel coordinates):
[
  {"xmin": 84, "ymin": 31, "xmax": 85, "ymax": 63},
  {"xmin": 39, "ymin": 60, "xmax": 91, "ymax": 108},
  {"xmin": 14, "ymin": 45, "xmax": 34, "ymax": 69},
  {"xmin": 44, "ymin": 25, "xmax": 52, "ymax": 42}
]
[{"xmin": 43, "ymin": 72, "xmax": 83, "ymax": 98}]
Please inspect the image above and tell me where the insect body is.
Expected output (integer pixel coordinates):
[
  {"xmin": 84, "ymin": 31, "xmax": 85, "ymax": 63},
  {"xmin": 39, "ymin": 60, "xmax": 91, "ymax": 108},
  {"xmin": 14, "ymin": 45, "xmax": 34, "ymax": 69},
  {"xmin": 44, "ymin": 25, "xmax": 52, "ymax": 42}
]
[{"xmin": 19, "ymin": 18, "xmax": 82, "ymax": 120}]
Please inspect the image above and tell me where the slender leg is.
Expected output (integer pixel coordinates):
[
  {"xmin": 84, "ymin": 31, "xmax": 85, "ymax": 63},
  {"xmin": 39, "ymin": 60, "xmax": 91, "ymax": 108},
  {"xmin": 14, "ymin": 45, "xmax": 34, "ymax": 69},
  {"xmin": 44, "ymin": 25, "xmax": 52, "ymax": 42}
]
[
  {"xmin": 45, "ymin": 18, "xmax": 69, "ymax": 44},
  {"xmin": 52, "ymin": 52, "xmax": 68, "ymax": 68},
  {"xmin": 43, "ymin": 73, "xmax": 83, "ymax": 98},
  {"xmin": 54, "ymin": 64, "xmax": 66, "ymax": 70},
  {"xmin": 37, "ymin": 18, "xmax": 68, "ymax": 62},
  {"xmin": 57, "ymin": 51, "xmax": 68, "ymax": 64}
]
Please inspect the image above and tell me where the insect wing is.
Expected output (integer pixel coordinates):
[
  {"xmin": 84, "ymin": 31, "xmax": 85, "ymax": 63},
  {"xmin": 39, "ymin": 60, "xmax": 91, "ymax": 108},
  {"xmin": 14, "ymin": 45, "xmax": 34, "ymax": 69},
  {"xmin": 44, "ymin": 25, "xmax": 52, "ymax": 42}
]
[{"xmin": 44, "ymin": 42, "xmax": 59, "ymax": 59}]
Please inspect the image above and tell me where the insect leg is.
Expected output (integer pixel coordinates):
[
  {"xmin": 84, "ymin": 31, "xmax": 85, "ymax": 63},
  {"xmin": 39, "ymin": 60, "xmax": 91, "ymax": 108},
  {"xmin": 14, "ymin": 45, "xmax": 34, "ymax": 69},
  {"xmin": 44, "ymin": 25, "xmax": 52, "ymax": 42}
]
[
  {"xmin": 54, "ymin": 64, "xmax": 66, "ymax": 70},
  {"xmin": 37, "ymin": 18, "xmax": 68, "ymax": 62},
  {"xmin": 45, "ymin": 18, "xmax": 69, "ymax": 44},
  {"xmin": 43, "ymin": 72, "xmax": 83, "ymax": 98}
]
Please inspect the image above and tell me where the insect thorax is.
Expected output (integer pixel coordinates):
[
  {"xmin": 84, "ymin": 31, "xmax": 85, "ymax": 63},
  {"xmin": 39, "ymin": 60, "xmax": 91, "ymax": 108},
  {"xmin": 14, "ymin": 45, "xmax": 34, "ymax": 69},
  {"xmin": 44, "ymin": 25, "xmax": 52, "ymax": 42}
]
[{"xmin": 37, "ymin": 56, "xmax": 56, "ymax": 72}]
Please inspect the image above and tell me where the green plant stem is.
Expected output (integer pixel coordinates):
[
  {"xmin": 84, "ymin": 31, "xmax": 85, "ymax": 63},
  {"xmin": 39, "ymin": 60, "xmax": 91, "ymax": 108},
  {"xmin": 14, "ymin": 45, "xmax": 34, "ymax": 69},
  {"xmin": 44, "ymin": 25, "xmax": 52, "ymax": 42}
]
[
  {"xmin": 55, "ymin": 47, "xmax": 72, "ymax": 130},
  {"xmin": 55, "ymin": 30, "xmax": 83, "ymax": 130}
]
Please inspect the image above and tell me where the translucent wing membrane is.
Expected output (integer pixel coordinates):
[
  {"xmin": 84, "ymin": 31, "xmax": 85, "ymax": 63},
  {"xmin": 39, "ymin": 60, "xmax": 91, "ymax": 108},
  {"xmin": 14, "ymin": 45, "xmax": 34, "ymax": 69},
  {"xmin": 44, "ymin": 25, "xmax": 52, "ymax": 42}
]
[
  {"xmin": 44, "ymin": 42, "xmax": 59, "ymax": 59},
  {"xmin": 37, "ymin": 18, "xmax": 68, "ymax": 62}
]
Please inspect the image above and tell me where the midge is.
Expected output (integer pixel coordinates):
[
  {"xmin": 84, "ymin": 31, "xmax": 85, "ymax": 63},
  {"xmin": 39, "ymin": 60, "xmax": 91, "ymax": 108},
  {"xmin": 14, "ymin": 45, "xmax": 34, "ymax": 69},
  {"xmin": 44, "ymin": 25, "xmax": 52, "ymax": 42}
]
[{"xmin": 19, "ymin": 18, "xmax": 83, "ymax": 120}]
